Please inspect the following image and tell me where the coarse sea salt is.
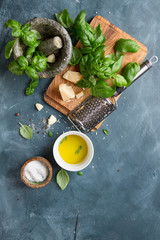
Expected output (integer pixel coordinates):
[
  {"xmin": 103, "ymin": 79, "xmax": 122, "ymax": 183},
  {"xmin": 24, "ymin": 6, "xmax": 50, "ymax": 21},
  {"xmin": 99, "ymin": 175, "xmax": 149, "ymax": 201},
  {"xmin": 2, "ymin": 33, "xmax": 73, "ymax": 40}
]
[{"xmin": 24, "ymin": 160, "xmax": 49, "ymax": 183}]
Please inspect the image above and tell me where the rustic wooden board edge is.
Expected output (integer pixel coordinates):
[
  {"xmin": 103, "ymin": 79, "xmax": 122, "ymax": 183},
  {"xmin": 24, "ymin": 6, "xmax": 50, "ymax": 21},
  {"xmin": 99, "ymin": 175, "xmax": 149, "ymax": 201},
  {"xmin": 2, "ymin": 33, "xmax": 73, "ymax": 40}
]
[{"xmin": 44, "ymin": 93, "xmax": 70, "ymax": 115}]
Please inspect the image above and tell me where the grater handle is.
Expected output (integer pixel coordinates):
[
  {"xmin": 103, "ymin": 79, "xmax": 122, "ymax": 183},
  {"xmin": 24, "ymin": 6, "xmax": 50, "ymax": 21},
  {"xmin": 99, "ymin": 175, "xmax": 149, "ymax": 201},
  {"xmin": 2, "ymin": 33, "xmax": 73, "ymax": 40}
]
[{"xmin": 113, "ymin": 56, "xmax": 158, "ymax": 97}]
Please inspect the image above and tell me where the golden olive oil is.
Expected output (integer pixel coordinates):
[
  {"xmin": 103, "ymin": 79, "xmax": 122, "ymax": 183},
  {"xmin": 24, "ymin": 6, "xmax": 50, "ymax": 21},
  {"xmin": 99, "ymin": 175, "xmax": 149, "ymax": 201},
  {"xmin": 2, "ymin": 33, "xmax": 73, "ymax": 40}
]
[{"xmin": 58, "ymin": 135, "xmax": 88, "ymax": 164}]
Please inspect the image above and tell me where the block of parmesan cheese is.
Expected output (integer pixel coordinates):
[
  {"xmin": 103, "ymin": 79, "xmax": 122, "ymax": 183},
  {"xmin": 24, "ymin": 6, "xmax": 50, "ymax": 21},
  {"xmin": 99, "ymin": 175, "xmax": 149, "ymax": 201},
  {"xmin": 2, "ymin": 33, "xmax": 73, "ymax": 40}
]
[
  {"xmin": 63, "ymin": 71, "xmax": 83, "ymax": 84},
  {"xmin": 59, "ymin": 84, "xmax": 75, "ymax": 102}
]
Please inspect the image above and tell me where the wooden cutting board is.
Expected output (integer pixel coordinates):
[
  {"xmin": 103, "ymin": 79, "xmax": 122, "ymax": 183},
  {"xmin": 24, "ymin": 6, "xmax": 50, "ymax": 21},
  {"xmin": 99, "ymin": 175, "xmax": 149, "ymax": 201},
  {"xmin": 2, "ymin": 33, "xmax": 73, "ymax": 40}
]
[{"xmin": 44, "ymin": 15, "xmax": 147, "ymax": 130}]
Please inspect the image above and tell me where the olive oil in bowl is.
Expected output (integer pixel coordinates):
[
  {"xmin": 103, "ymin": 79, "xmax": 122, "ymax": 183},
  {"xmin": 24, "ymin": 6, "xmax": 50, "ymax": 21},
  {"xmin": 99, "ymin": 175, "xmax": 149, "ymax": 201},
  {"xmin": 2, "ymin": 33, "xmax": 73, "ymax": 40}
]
[
  {"xmin": 53, "ymin": 131, "xmax": 94, "ymax": 171},
  {"xmin": 58, "ymin": 135, "xmax": 88, "ymax": 164}
]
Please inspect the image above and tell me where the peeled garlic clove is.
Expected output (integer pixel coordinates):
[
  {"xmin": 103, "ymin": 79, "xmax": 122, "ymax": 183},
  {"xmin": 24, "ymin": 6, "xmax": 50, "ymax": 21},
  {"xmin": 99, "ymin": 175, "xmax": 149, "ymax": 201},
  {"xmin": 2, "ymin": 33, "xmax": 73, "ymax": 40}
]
[
  {"xmin": 47, "ymin": 53, "xmax": 56, "ymax": 63},
  {"xmin": 53, "ymin": 36, "xmax": 63, "ymax": 49}
]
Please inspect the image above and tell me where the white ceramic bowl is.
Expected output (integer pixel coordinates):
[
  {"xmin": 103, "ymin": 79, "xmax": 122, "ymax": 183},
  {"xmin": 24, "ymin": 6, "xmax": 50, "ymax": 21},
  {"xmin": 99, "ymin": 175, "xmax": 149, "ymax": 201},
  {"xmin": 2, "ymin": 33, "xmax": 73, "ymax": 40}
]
[{"xmin": 53, "ymin": 131, "xmax": 94, "ymax": 171}]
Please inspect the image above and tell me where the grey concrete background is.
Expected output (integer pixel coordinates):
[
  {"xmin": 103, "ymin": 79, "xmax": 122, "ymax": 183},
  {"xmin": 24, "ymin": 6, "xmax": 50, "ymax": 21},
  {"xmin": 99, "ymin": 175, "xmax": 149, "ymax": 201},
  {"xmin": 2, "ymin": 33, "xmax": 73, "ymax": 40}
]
[{"xmin": 0, "ymin": 0, "xmax": 160, "ymax": 239}]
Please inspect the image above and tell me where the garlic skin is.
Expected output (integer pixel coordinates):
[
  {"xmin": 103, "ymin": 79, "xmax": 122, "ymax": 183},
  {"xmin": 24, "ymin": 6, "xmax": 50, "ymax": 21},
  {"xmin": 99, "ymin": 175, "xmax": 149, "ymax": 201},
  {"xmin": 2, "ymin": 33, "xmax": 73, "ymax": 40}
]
[{"xmin": 35, "ymin": 103, "xmax": 43, "ymax": 111}]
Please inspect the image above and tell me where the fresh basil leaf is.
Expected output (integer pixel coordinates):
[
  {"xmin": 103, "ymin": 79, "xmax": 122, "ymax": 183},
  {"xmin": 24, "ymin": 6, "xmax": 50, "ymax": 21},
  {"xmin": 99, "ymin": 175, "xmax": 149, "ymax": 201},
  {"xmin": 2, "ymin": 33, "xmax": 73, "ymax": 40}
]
[
  {"xmin": 85, "ymin": 22, "xmax": 95, "ymax": 34},
  {"xmin": 115, "ymin": 50, "xmax": 123, "ymax": 58},
  {"xmin": 26, "ymin": 77, "xmax": 39, "ymax": 96},
  {"xmin": 31, "ymin": 30, "xmax": 41, "ymax": 40},
  {"xmin": 103, "ymin": 129, "xmax": 109, "ymax": 135},
  {"xmin": 75, "ymin": 145, "xmax": 82, "ymax": 154},
  {"xmin": 74, "ymin": 10, "xmax": 86, "ymax": 27},
  {"xmin": 105, "ymin": 53, "xmax": 116, "ymax": 60},
  {"xmin": 19, "ymin": 122, "xmax": 33, "ymax": 139},
  {"xmin": 77, "ymin": 171, "xmax": 83, "ymax": 175},
  {"xmin": 25, "ymin": 66, "xmax": 39, "ymax": 80},
  {"xmin": 30, "ymin": 79, "xmax": 39, "ymax": 88},
  {"xmin": 5, "ymin": 19, "xmax": 21, "ymax": 29},
  {"xmin": 93, "ymin": 58, "xmax": 112, "ymax": 77},
  {"xmin": 92, "ymin": 24, "xmax": 105, "ymax": 48},
  {"xmin": 59, "ymin": 136, "xmax": 67, "ymax": 145},
  {"xmin": 81, "ymin": 46, "xmax": 93, "ymax": 54},
  {"xmin": 26, "ymin": 86, "xmax": 34, "ymax": 96},
  {"xmin": 12, "ymin": 28, "xmax": 21, "ymax": 37},
  {"xmin": 89, "ymin": 75, "xmax": 96, "ymax": 86},
  {"xmin": 71, "ymin": 11, "xmax": 95, "ymax": 46},
  {"xmin": 76, "ymin": 78, "xmax": 93, "ymax": 88},
  {"xmin": 69, "ymin": 46, "xmax": 82, "ymax": 65},
  {"xmin": 79, "ymin": 55, "xmax": 89, "ymax": 77},
  {"xmin": 8, "ymin": 60, "xmax": 24, "ymax": 75},
  {"xmin": 56, "ymin": 169, "xmax": 70, "ymax": 190},
  {"xmin": 26, "ymin": 47, "xmax": 36, "ymax": 59},
  {"xmin": 92, "ymin": 58, "xmax": 101, "ymax": 71},
  {"xmin": 114, "ymin": 74, "xmax": 127, "ymax": 87},
  {"xmin": 103, "ymin": 57, "xmax": 115, "ymax": 66},
  {"xmin": 91, "ymin": 80, "xmax": 116, "ymax": 98},
  {"xmin": 96, "ymin": 70, "xmax": 111, "ymax": 80},
  {"xmin": 21, "ymin": 31, "xmax": 40, "ymax": 47},
  {"xmin": 80, "ymin": 54, "xmax": 96, "ymax": 78},
  {"xmin": 21, "ymin": 23, "xmax": 31, "ymax": 32},
  {"xmin": 55, "ymin": 9, "xmax": 73, "ymax": 30},
  {"xmin": 75, "ymin": 23, "xmax": 95, "ymax": 46},
  {"xmin": 5, "ymin": 39, "xmax": 17, "ymax": 59},
  {"xmin": 17, "ymin": 56, "xmax": 28, "ymax": 70},
  {"xmin": 84, "ymin": 24, "xmax": 95, "ymax": 43},
  {"xmin": 111, "ymin": 53, "xmax": 124, "ymax": 74},
  {"xmin": 93, "ymin": 45, "xmax": 106, "ymax": 59},
  {"xmin": 31, "ymin": 52, "xmax": 47, "ymax": 72},
  {"xmin": 48, "ymin": 131, "xmax": 53, "ymax": 137},
  {"xmin": 115, "ymin": 38, "xmax": 140, "ymax": 53},
  {"xmin": 75, "ymin": 25, "xmax": 92, "ymax": 47},
  {"xmin": 123, "ymin": 62, "xmax": 140, "ymax": 85},
  {"xmin": 98, "ymin": 65, "xmax": 110, "ymax": 72}
]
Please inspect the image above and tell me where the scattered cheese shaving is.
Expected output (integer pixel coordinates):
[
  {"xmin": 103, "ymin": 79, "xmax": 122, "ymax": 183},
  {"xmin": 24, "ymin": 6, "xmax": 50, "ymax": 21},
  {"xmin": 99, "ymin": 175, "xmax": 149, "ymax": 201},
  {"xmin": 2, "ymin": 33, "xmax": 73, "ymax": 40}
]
[
  {"xmin": 63, "ymin": 71, "xmax": 83, "ymax": 84},
  {"xmin": 48, "ymin": 115, "xmax": 57, "ymax": 125},
  {"xmin": 35, "ymin": 103, "xmax": 43, "ymax": 111},
  {"xmin": 76, "ymin": 91, "xmax": 84, "ymax": 99},
  {"xmin": 59, "ymin": 84, "xmax": 75, "ymax": 102}
]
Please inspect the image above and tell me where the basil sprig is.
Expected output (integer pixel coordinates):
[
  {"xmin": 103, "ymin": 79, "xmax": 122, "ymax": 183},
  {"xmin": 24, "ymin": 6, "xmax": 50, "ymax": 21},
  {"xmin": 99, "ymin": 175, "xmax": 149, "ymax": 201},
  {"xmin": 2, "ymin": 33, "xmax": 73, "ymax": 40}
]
[
  {"xmin": 8, "ymin": 53, "xmax": 47, "ymax": 95},
  {"xmin": 4, "ymin": 19, "xmax": 48, "ymax": 96},
  {"xmin": 4, "ymin": 20, "xmax": 40, "ymax": 59},
  {"xmin": 56, "ymin": 9, "xmax": 140, "ymax": 98}
]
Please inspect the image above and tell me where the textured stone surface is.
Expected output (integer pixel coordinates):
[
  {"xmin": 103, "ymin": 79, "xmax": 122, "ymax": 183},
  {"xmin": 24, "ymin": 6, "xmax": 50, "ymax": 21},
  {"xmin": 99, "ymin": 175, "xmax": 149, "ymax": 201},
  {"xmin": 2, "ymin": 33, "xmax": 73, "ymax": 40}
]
[{"xmin": 0, "ymin": 0, "xmax": 160, "ymax": 239}]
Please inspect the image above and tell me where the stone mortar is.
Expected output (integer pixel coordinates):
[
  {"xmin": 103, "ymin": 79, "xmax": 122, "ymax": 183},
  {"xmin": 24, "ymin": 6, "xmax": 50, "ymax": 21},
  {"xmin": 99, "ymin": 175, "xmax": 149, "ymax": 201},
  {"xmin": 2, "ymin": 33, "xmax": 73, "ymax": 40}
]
[{"xmin": 13, "ymin": 18, "xmax": 72, "ymax": 78}]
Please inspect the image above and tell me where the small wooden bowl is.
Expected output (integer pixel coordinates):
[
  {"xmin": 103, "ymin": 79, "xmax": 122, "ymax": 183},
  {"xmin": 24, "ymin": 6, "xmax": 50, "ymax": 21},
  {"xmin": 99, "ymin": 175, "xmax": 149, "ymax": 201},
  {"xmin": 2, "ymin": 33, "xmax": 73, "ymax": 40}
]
[{"xmin": 21, "ymin": 157, "xmax": 53, "ymax": 188}]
